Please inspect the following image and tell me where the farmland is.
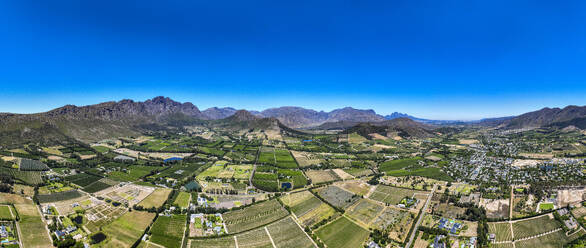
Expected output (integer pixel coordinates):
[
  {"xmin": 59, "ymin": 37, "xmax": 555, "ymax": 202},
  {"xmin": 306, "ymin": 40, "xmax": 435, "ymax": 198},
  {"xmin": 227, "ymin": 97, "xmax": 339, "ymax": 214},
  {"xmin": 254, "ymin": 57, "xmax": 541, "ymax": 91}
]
[
  {"xmin": 189, "ymin": 236, "xmax": 236, "ymax": 248},
  {"xmin": 369, "ymin": 184, "xmax": 427, "ymax": 205},
  {"xmin": 345, "ymin": 199, "xmax": 384, "ymax": 227},
  {"xmin": 100, "ymin": 211, "xmax": 156, "ymax": 247},
  {"xmin": 266, "ymin": 216, "xmax": 316, "ymax": 248},
  {"xmin": 235, "ymin": 227, "xmax": 273, "ymax": 248},
  {"xmin": 316, "ymin": 216, "xmax": 369, "ymax": 248},
  {"xmin": 172, "ymin": 191, "xmax": 191, "ymax": 208},
  {"xmin": 280, "ymin": 190, "xmax": 336, "ymax": 226},
  {"xmin": 315, "ymin": 185, "xmax": 359, "ymax": 209},
  {"xmin": 137, "ymin": 188, "xmax": 172, "ymax": 209},
  {"xmin": 0, "ymin": 205, "xmax": 14, "ymax": 220},
  {"xmin": 511, "ymin": 215, "xmax": 561, "ymax": 240},
  {"xmin": 150, "ymin": 214, "xmax": 187, "ymax": 248},
  {"xmin": 305, "ymin": 169, "xmax": 340, "ymax": 184},
  {"xmin": 37, "ymin": 189, "xmax": 83, "ymax": 203},
  {"xmin": 223, "ymin": 199, "xmax": 289, "ymax": 233},
  {"xmin": 488, "ymin": 222, "xmax": 513, "ymax": 242}
]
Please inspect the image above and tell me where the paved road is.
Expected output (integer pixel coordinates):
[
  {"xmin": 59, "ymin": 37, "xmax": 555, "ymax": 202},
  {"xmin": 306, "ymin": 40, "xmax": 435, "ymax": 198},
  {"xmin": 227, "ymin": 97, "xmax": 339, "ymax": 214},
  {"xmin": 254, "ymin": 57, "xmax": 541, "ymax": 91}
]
[{"xmin": 405, "ymin": 184, "xmax": 436, "ymax": 248}]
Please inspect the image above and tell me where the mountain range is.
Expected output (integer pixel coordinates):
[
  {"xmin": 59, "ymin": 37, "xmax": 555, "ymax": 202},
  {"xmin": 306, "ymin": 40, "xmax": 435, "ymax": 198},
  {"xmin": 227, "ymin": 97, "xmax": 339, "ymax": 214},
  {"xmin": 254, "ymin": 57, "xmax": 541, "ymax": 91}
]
[{"xmin": 0, "ymin": 96, "xmax": 584, "ymax": 147}]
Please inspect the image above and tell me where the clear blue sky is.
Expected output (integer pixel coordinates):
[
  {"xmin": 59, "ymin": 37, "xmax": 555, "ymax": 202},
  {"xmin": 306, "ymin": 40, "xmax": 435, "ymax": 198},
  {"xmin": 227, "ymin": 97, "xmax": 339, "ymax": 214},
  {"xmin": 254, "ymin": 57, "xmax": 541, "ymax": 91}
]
[{"xmin": 0, "ymin": 1, "xmax": 585, "ymax": 120}]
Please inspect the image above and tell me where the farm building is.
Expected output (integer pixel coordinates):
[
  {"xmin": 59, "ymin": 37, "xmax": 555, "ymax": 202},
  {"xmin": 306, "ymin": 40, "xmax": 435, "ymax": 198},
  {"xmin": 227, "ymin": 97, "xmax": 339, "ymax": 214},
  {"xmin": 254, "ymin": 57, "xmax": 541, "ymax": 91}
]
[{"xmin": 114, "ymin": 155, "xmax": 135, "ymax": 162}]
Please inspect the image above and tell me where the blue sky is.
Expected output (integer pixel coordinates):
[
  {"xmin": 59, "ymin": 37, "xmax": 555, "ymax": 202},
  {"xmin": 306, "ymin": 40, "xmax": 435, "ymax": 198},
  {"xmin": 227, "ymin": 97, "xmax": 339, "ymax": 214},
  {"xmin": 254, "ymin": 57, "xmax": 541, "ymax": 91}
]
[{"xmin": 0, "ymin": 1, "xmax": 585, "ymax": 120}]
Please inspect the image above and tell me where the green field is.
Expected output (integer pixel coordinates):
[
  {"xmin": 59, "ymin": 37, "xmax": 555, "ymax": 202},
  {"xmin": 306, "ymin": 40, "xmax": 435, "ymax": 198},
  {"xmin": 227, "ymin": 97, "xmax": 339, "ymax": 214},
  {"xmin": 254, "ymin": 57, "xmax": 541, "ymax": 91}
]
[
  {"xmin": 100, "ymin": 211, "xmax": 156, "ymax": 247},
  {"xmin": 266, "ymin": 216, "xmax": 315, "ymax": 248},
  {"xmin": 369, "ymin": 184, "xmax": 426, "ymax": 205},
  {"xmin": 539, "ymin": 203, "xmax": 554, "ymax": 211},
  {"xmin": 173, "ymin": 191, "xmax": 191, "ymax": 208},
  {"xmin": 189, "ymin": 236, "xmax": 235, "ymax": 247},
  {"xmin": 512, "ymin": 215, "xmax": 561, "ymax": 240},
  {"xmin": 223, "ymin": 199, "xmax": 289, "ymax": 233},
  {"xmin": 0, "ymin": 205, "xmax": 14, "ymax": 220},
  {"xmin": 379, "ymin": 157, "xmax": 422, "ymax": 171},
  {"xmin": 150, "ymin": 214, "xmax": 187, "ymax": 248},
  {"xmin": 316, "ymin": 216, "xmax": 369, "ymax": 248},
  {"xmin": 488, "ymin": 222, "xmax": 513, "ymax": 242},
  {"xmin": 137, "ymin": 188, "xmax": 172, "ymax": 209}
]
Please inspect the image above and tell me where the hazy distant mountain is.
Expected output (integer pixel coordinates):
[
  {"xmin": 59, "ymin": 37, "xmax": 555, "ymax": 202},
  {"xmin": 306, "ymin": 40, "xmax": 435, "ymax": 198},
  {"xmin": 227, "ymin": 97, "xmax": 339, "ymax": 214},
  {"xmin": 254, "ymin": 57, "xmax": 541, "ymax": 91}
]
[
  {"xmin": 343, "ymin": 117, "xmax": 434, "ymax": 139},
  {"xmin": 257, "ymin": 106, "xmax": 384, "ymax": 128},
  {"xmin": 504, "ymin": 105, "xmax": 586, "ymax": 129},
  {"xmin": 202, "ymin": 107, "xmax": 237, "ymax": 119}
]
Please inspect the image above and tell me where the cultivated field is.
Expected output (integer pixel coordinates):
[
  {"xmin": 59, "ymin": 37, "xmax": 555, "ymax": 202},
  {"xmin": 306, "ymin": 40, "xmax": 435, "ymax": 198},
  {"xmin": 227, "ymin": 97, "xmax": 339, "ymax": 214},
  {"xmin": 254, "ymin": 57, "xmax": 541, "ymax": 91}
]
[
  {"xmin": 100, "ymin": 211, "xmax": 156, "ymax": 247},
  {"xmin": 0, "ymin": 205, "xmax": 15, "ymax": 220},
  {"xmin": 137, "ymin": 188, "xmax": 172, "ymax": 209},
  {"xmin": 84, "ymin": 203, "xmax": 127, "ymax": 233},
  {"xmin": 235, "ymin": 227, "xmax": 272, "ymax": 248},
  {"xmin": 223, "ymin": 199, "xmax": 289, "ymax": 233},
  {"xmin": 150, "ymin": 214, "xmax": 187, "ymax": 248},
  {"xmin": 173, "ymin": 191, "xmax": 191, "ymax": 208},
  {"xmin": 488, "ymin": 222, "xmax": 513, "ymax": 242},
  {"xmin": 266, "ymin": 216, "xmax": 315, "ymax": 248},
  {"xmin": 369, "ymin": 184, "xmax": 427, "ymax": 205},
  {"xmin": 372, "ymin": 207, "xmax": 414, "ymax": 242},
  {"xmin": 316, "ymin": 216, "xmax": 369, "ymax": 248},
  {"xmin": 345, "ymin": 199, "xmax": 384, "ymax": 227},
  {"xmin": 189, "ymin": 236, "xmax": 235, "ymax": 247},
  {"xmin": 315, "ymin": 185, "xmax": 359, "ymax": 209},
  {"xmin": 305, "ymin": 170, "xmax": 340, "ymax": 184},
  {"xmin": 511, "ymin": 215, "xmax": 560, "ymax": 240},
  {"xmin": 280, "ymin": 190, "xmax": 335, "ymax": 227},
  {"xmin": 334, "ymin": 180, "xmax": 371, "ymax": 196}
]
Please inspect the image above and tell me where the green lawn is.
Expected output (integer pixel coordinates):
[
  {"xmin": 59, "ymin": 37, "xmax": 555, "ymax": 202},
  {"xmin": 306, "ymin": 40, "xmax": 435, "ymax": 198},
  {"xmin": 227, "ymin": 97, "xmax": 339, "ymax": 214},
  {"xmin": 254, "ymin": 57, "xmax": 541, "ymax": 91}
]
[{"xmin": 539, "ymin": 203, "xmax": 554, "ymax": 211}]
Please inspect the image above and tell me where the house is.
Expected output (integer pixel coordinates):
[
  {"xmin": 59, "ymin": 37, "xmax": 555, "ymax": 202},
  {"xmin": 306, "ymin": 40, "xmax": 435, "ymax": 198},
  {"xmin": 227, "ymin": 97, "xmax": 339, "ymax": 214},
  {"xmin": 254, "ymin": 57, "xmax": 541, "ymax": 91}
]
[
  {"xmin": 564, "ymin": 217, "xmax": 578, "ymax": 230},
  {"xmin": 197, "ymin": 197, "xmax": 208, "ymax": 206},
  {"xmin": 367, "ymin": 241, "xmax": 381, "ymax": 248},
  {"xmin": 433, "ymin": 235, "xmax": 446, "ymax": 248},
  {"xmin": 0, "ymin": 225, "xmax": 7, "ymax": 238}
]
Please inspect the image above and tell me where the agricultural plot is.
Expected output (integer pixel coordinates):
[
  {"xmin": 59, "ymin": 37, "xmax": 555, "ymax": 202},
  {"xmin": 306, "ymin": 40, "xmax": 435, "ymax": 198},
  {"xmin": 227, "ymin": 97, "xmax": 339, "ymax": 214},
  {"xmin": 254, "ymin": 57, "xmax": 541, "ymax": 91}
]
[
  {"xmin": 158, "ymin": 162, "xmax": 204, "ymax": 180},
  {"xmin": 189, "ymin": 236, "xmax": 235, "ymax": 248},
  {"xmin": 0, "ymin": 168, "xmax": 43, "ymax": 185},
  {"xmin": 223, "ymin": 199, "xmax": 289, "ymax": 233},
  {"xmin": 379, "ymin": 157, "xmax": 423, "ymax": 172},
  {"xmin": 107, "ymin": 165, "xmax": 160, "ymax": 182},
  {"xmin": 515, "ymin": 229, "xmax": 580, "ymax": 248},
  {"xmin": 84, "ymin": 203, "xmax": 127, "ymax": 233},
  {"xmin": 65, "ymin": 172, "xmax": 102, "ymax": 187},
  {"xmin": 18, "ymin": 158, "xmax": 49, "ymax": 171},
  {"xmin": 236, "ymin": 227, "xmax": 273, "ymax": 248},
  {"xmin": 0, "ymin": 205, "xmax": 14, "ymax": 220},
  {"xmin": 97, "ymin": 183, "xmax": 156, "ymax": 207},
  {"xmin": 37, "ymin": 189, "xmax": 83, "ymax": 203},
  {"xmin": 197, "ymin": 164, "xmax": 253, "ymax": 180},
  {"xmin": 512, "ymin": 215, "xmax": 561, "ymax": 240},
  {"xmin": 252, "ymin": 172, "xmax": 279, "ymax": 191},
  {"xmin": 137, "ymin": 188, "xmax": 172, "ymax": 209},
  {"xmin": 316, "ymin": 216, "xmax": 369, "ymax": 248},
  {"xmin": 274, "ymin": 149, "xmax": 298, "ymax": 169},
  {"xmin": 291, "ymin": 151, "xmax": 324, "ymax": 168},
  {"xmin": 172, "ymin": 191, "xmax": 191, "ymax": 208},
  {"xmin": 280, "ymin": 190, "xmax": 335, "ymax": 226},
  {"xmin": 345, "ymin": 199, "xmax": 384, "ymax": 227},
  {"xmin": 12, "ymin": 200, "xmax": 52, "ymax": 248},
  {"xmin": 315, "ymin": 185, "xmax": 359, "ymax": 209},
  {"xmin": 488, "ymin": 222, "xmax": 513, "ymax": 242},
  {"xmin": 343, "ymin": 167, "xmax": 374, "ymax": 177},
  {"xmin": 305, "ymin": 170, "xmax": 340, "ymax": 184},
  {"xmin": 84, "ymin": 178, "xmax": 119, "ymax": 193},
  {"xmin": 150, "ymin": 214, "xmax": 187, "ymax": 248},
  {"xmin": 100, "ymin": 211, "xmax": 156, "ymax": 247},
  {"xmin": 335, "ymin": 180, "xmax": 371, "ymax": 196},
  {"xmin": 266, "ymin": 216, "xmax": 316, "ymax": 248},
  {"xmin": 369, "ymin": 184, "xmax": 427, "ymax": 205},
  {"xmin": 373, "ymin": 207, "xmax": 415, "ymax": 242}
]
